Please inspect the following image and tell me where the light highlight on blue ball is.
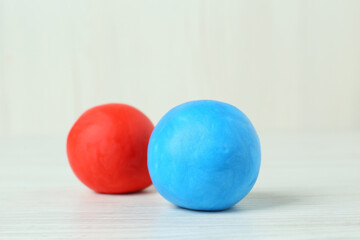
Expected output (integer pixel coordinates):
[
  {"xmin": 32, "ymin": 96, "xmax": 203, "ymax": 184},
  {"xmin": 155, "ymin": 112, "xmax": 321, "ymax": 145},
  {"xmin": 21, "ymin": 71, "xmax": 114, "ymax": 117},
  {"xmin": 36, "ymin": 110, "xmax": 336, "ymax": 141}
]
[{"xmin": 147, "ymin": 100, "xmax": 261, "ymax": 211}]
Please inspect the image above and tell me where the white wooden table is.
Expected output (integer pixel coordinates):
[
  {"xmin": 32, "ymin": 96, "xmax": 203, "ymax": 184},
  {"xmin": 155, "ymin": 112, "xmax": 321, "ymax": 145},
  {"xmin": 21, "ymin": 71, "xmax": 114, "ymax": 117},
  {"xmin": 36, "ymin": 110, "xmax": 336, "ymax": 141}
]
[{"xmin": 1, "ymin": 133, "xmax": 360, "ymax": 239}]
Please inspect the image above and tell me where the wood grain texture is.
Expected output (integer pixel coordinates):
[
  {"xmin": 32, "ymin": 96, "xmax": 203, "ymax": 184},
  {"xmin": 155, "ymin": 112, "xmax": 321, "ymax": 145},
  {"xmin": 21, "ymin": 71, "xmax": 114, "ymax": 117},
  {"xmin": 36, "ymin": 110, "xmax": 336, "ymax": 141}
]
[
  {"xmin": 1, "ymin": 133, "xmax": 360, "ymax": 239},
  {"xmin": 1, "ymin": 0, "xmax": 360, "ymax": 137}
]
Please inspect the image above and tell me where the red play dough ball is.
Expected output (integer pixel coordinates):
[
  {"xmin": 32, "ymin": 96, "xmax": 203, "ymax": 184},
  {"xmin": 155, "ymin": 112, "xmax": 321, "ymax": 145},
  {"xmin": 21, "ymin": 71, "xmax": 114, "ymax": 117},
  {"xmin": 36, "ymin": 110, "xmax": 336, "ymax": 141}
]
[{"xmin": 67, "ymin": 103, "xmax": 154, "ymax": 193}]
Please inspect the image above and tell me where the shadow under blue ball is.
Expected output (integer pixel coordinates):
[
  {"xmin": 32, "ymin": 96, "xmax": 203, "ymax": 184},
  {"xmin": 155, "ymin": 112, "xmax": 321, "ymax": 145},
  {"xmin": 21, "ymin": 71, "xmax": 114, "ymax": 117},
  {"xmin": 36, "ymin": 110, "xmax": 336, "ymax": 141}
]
[{"xmin": 148, "ymin": 100, "xmax": 261, "ymax": 211}]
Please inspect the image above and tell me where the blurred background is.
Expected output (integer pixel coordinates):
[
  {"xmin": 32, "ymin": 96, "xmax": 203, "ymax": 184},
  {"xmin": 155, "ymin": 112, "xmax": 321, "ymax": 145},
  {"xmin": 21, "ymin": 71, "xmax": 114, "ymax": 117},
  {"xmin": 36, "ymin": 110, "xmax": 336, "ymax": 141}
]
[{"xmin": 1, "ymin": 0, "xmax": 359, "ymax": 137}]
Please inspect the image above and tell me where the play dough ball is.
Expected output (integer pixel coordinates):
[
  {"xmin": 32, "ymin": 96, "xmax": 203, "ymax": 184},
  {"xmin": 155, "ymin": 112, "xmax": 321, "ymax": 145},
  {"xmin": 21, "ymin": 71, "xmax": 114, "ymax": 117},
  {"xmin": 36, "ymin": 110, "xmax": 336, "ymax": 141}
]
[
  {"xmin": 148, "ymin": 100, "xmax": 261, "ymax": 211},
  {"xmin": 67, "ymin": 103, "xmax": 153, "ymax": 194}
]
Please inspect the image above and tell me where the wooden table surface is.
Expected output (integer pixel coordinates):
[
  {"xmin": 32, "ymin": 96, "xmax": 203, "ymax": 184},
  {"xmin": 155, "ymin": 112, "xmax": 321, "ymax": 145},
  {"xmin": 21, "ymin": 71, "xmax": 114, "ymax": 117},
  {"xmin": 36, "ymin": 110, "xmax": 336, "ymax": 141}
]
[{"xmin": 1, "ymin": 133, "xmax": 360, "ymax": 239}]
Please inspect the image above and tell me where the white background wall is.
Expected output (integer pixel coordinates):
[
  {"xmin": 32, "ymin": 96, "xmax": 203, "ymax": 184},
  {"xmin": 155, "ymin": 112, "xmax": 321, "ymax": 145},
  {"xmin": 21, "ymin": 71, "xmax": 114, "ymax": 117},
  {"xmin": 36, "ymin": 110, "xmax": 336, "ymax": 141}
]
[{"xmin": 0, "ymin": 0, "xmax": 359, "ymax": 137}]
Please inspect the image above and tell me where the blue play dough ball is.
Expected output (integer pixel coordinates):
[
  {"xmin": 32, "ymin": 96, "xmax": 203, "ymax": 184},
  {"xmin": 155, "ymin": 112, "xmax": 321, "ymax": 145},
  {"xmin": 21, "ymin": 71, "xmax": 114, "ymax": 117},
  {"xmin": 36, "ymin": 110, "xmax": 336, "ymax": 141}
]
[{"xmin": 147, "ymin": 100, "xmax": 261, "ymax": 211}]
